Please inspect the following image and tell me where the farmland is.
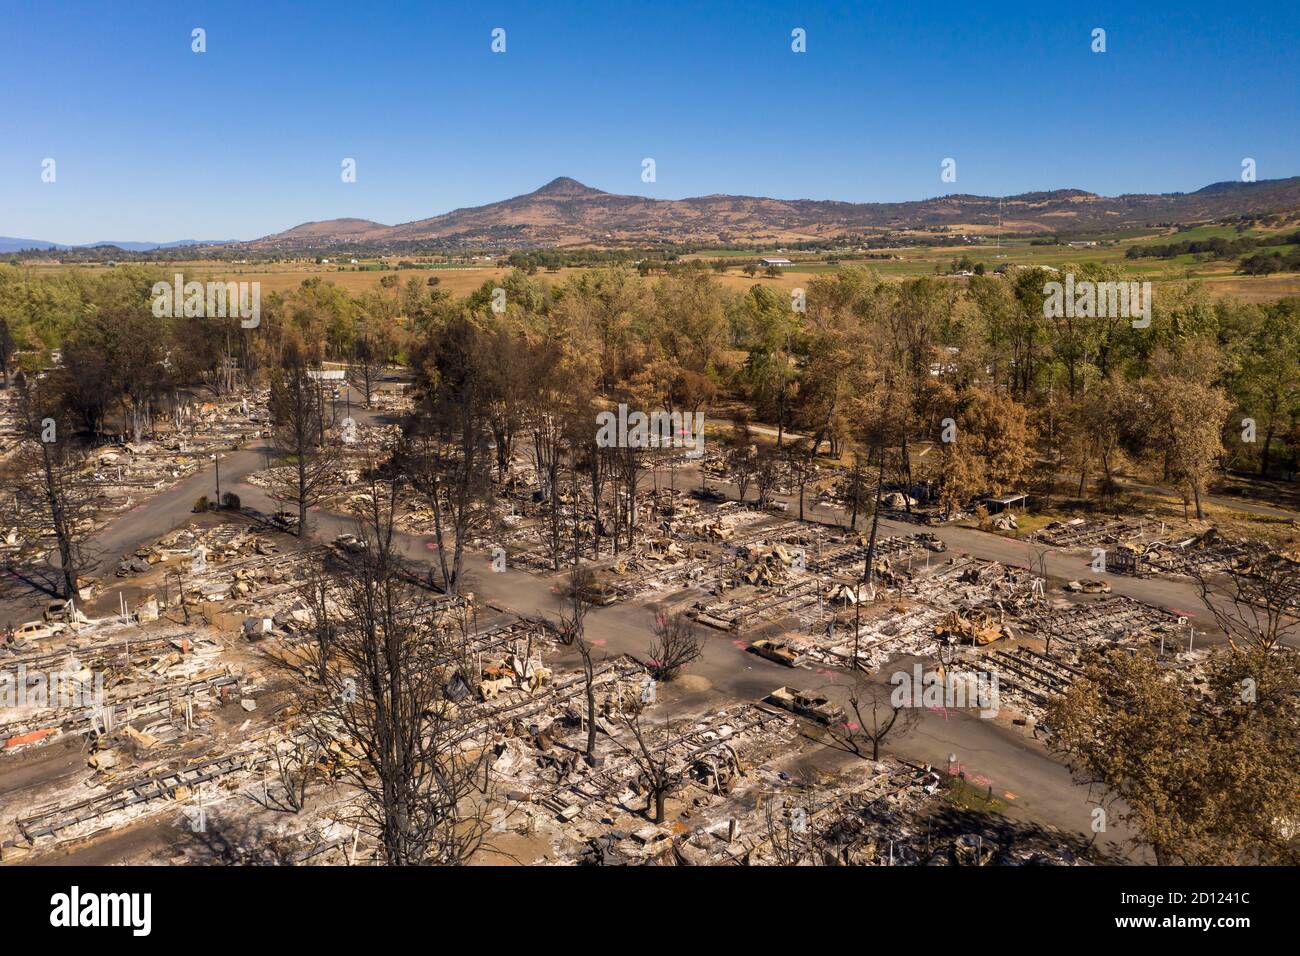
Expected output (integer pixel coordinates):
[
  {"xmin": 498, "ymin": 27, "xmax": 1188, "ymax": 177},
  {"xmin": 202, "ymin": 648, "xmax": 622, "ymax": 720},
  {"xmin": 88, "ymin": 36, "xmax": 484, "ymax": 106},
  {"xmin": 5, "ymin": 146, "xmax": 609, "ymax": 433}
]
[{"xmin": 18, "ymin": 218, "xmax": 1300, "ymax": 304}]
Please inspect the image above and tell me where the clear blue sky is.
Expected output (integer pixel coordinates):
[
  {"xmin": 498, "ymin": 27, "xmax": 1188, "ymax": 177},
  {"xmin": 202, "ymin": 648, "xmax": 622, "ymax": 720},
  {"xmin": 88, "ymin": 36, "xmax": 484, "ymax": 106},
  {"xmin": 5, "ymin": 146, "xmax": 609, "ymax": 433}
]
[{"xmin": 3, "ymin": 0, "xmax": 1298, "ymax": 244}]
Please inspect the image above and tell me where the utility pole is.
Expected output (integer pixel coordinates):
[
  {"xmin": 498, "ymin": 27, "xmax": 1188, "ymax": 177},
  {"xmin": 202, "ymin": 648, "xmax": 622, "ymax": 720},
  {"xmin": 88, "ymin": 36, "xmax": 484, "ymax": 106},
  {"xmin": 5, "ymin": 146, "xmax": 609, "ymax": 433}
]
[
  {"xmin": 862, "ymin": 451, "xmax": 887, "ymax": 584},
  {"xmin": 852, "ymin": 593, "xmax": 862, "ymax": 670}
]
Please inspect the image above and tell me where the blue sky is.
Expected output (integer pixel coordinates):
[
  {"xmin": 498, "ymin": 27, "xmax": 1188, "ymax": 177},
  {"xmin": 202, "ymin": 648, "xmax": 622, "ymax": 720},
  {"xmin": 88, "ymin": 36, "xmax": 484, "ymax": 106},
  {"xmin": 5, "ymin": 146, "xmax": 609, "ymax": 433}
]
[{"xmin": 3, "ymin": 0, "xmax": 1298, "ymax": 244}]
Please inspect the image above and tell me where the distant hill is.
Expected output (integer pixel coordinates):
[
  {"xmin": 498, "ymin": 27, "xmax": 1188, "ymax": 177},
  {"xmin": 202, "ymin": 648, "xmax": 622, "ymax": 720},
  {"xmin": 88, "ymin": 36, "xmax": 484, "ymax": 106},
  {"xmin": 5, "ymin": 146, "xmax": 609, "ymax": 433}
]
[
  {"xmin": 82, "ymin": 239, "xmax": 239, "ymax": 252},
  {"xmin": 0, "ymin": 237, "xmax": 236, "ymax": 254},
  {"xmin": 261, "ymin": 219, "xmax": 389, "ymax": 244},
  {"xmin": 243, "ymin": 175, "xmax": 1300, "ymax": 251},
  {"xmin": 11, "ymin": 175, "xmax": 1300, "ymax": 256},
  {"xmin": 0, "ymin": 237, "xmax": 60, "ymax": 253}
]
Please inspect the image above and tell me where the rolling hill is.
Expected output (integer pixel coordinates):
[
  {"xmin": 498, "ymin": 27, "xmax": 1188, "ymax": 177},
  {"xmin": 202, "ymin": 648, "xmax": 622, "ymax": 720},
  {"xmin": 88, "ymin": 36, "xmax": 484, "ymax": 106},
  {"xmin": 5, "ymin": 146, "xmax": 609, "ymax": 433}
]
[{"xmin": 243, "ymin": 175, "xmax": 1300, "ymax": 251}]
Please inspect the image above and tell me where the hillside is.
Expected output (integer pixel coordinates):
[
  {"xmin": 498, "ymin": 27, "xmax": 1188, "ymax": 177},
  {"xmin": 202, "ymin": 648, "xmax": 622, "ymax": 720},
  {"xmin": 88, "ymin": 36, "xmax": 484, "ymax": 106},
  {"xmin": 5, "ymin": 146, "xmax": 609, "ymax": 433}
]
[{"xmin": 239, "ymin": 174, "xmax": 1300, "ymax": 251}]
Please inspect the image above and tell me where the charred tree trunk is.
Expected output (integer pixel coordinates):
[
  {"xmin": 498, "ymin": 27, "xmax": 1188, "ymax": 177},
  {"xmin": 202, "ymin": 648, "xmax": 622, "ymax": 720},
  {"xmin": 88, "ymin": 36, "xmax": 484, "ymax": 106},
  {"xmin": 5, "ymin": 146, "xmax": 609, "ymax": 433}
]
[{"xmin": 863, "ymin": 451, "xmax": 887, "ymax": 584}]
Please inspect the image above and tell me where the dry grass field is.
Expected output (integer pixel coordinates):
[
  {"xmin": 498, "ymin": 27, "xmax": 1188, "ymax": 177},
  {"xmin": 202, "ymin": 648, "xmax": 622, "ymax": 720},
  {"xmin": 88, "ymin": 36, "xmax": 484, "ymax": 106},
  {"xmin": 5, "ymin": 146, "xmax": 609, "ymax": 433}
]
[
  {"xmin": 23, "ymin": 239, "xmax": 1300, "ymax": 302},
  {"xmin": 186, "ymin": 261, "xmax": 1300, "ymax": 303}
]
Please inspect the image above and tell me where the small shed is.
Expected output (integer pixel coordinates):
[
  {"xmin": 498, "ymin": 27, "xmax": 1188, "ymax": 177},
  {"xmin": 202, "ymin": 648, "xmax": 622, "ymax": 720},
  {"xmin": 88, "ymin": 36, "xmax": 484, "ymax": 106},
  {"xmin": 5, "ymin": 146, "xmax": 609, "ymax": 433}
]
[{"xmin": 982, "ymin": 493, "xmax": 1028, "ymax": 514}]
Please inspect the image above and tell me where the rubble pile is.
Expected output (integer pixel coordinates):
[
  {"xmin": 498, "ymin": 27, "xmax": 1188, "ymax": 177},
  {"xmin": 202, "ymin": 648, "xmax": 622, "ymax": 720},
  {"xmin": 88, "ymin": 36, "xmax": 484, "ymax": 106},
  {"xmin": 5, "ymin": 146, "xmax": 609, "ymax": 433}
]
[
  {"xmin": 116, "ymin": 523, "xmax": 281, "ymax": 577},
  {"xmin": 1139, "ymin": 529, "xmax": 1282, "ymax": 578},
  {"xmin": 0, "ymin": 604, "xmax": 259, "ymax": 860},
  {"xmin": 960, "ymin": 597, "xmax": 1202, "ymax": 723},
  {"xmin": 1029, "ymin": 516, "xmax": 1153, "ymax": 548},
  {"xmin": 1, "ymin": 625, "xmax": 234, "ymax": 754},
  {"xmin": 158, "ymin": 390, "xmax": 268, "ymax": 454},
  {"xmin": 1013, "ymin": 596, "xmax": 1182, "ymax": 649},
  {"xmin": 0, "ymin": 593, "xmax": 582, "ymax": 861},
  {"xmin": 492, "ymin": 703, "xmax": 795, "ymax": 863}
]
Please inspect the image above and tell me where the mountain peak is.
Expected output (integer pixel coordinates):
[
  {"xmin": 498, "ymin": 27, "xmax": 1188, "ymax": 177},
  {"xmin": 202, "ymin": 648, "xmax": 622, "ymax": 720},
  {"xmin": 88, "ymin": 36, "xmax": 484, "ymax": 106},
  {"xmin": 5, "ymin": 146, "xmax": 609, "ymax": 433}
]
[
  {"xmin": 531, "ymin": 176, "xmax": 603, "ymax": 198},
  {"xmin": 242, "ymin": 175, "xmax": 1300, "ymax": 251}
]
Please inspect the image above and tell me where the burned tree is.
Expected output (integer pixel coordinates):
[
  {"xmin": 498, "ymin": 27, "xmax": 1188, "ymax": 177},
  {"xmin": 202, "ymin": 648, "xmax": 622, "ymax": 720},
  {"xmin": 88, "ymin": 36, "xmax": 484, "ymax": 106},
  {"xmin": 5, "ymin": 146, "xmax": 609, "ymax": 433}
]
[
  {"xmin": 246, "ymin": 739, "xmax": 319, "ymax": 816},
  {"xmin": 857, "ymin": 385, "xmax": 908, "ymax": 583},
  {"xmin": 397, "ymin": 420, "xmax": 492, "ymax": 595},
  {"xmin": 498, "ymin": 330, "xmax": 596, "ymax": 565},
  {"xmin": 298, "ymin": 551, "xmax": 340, "ymax": 685},
  {"xmin": 0, "ymin": 316, "xmax": 14, "ymax": 386},
  {"xmin": 267, "ymin": 346, "xmax": 338, "ymax": 538},
  {"xmin": 571, "ymin": 430, "xmax": 606, "ymax": 560},
  {"xmin": 1027, "ymin": 542, "xmax": 1055, "ymax": 651},
  {"xmin": 559, "ymin": 567, "xmax": 601, "ymax": 760},
  {"xmin": 594, "ymin": 440, "xmax": 646, "ymax": 556},
  {"xmin": 347, "ymin": 324, "xmax": 389, "ymax": 409},
  {"xmin": 559, "ymin": 388, "xmax": 599, "ymax": 564},
  {"xmin": 647, "ymin": 611, "xmax": 703, "ymax": 682},
  {"xmin": 1193, "ymin": 551, "xmax": 1300, "ymax": 654},
  {"xmin": 5, "ymin": 377, "xmax": 97, "ymax": 598},
  {"xmin": 302, "ymin": 481, "xmax": 491, "ymax": 865},
  {"xmin": 828, "ymin": 675, "xmax": 919, "ymax": 762},
  {"xmin": 169, "ymin": 316, "xmax": 246, "ymax": 397},
  {"xmin": 753, "ymin": 447, "xmax": 780, "ymax": 509},
  {"xmin": 785, "ymin": 439, "xmax": 817, "ymax": 522},
  {"xmin": 728, "ymin": 444, "xmax": 756, "ymax": 506},
  {"xmin": 860, "ymin": 450, "xmax": 888, "ymax": 584},
  {"xmin": 844, "ymin": 452, "xmax": 869, "ymax": 531},
  {"xmin": 726, "ymin": 419, "xmax": 756, "ymax": 505},
  {"xmin": 617, "ymin": 708, "xmax": 686, "ymax": 825},
  {"xmin": 762, "ymin": 790, "xmax": 822, "ymax": 865},
  {"xmin": 112, "ymin": 306, "xmax": 167, "ymax": 442},
  {"xmin": 399, "ymin": 319, "xmax": 495, "ymax": 593},
  {"xmin": 538, "ymin": 411, "xmax": 566, "ymax": 571},
  {"xmin": 589, "ymin": 439, "xmax": 609, "ymax": 557},
  {"xmin": 476, "ymin": 319, "xmax": 547, "ymax": 487}
]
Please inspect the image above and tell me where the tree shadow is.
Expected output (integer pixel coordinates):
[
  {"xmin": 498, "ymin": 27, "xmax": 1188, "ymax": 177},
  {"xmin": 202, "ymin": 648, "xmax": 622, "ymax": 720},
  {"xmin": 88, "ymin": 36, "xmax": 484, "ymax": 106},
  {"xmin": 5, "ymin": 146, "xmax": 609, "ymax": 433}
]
[
  {"xmin": 0, "ymin": 564, "xmax": 64, "ymax": 622},
  {"xmin": 174, "ymin": 814, "xmax": 337, "ymax": 865},
  {"xmin": 851, "ymin": 802, "xmax": 1124, "ymax": 866}
]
